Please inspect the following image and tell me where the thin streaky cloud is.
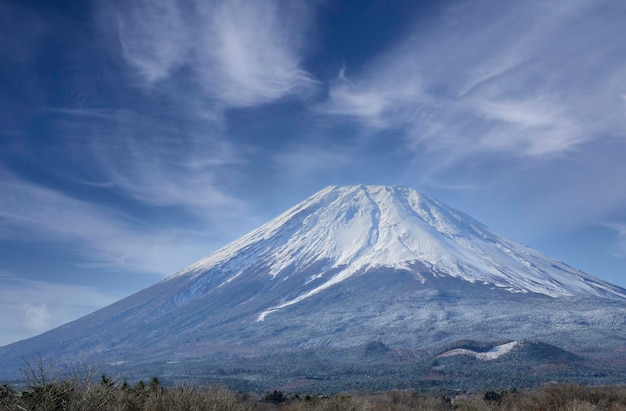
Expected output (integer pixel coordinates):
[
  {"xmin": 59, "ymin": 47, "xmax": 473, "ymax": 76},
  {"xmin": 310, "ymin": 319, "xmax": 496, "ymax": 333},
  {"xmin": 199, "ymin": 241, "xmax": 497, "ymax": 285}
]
[
  {"xmin": 199, "ymin": 0, "xmax": 318, "ymax": 107},
  {"xmin": 321, "ymin": 1, "xmax": 626, "ymax": 159},
  {"xmin": 0, "ymin": 277, "xmax": 120, "ymax": 345},
  {"xmin": 109, "ymin": 0, "xmax": 317, "ymax": 108},
  {"xmin": 321, "ymin": 62, "xmax": 423, "ymax": 130},
  {"xmin": 606, "ymin": 223, "xmax": 626, "ymax": 258},
  {"xmin": 116, "ymin": 0, "xmax": 190, "ymax": 84},
  {"xmin": 468, "ymin": 96, "xmax": 579, "ymax": 156},
  {"xmin": 54, "ymin": 109, "xmax": 246, "ymax": 218},
  {"xmin": 0, "ymin": 175, "xmax": 235, "ymax": 276}
]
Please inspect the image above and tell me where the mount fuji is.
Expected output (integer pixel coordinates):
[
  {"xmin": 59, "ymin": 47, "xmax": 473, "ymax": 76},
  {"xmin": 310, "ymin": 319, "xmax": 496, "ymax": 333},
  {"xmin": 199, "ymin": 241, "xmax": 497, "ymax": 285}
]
[{"xmin": 1, "ymin": 185, "xmax": 626, "ymax": 389}]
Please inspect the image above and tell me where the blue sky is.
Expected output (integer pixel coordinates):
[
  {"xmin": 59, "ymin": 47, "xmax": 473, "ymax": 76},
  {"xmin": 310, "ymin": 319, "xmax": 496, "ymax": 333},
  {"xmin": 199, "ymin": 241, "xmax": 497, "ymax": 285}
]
[{"xmin": 1, "ymin": 0, "xmax": 626, "ymax": 346}]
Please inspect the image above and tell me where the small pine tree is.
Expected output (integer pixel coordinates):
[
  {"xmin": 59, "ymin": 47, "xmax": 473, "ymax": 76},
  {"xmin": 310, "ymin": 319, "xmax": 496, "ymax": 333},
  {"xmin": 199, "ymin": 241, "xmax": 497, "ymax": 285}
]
[
  {"xmin": 134, "ymin": 379, "xmax": 145, "ymax": 392},
  {"xmin": 264, "ymin": 390, "xmax": 286, "ymax": 404},
  {"xmin": 149, "ymin": 376, "xmax": 162, "ymax": 395},
  {"xmin": 100, "ymin": 373, "xmax": 114, "ymax": 388},
  {"xmin": 484, "ymin": 390, "xmax": 502, "ymax": 402}
]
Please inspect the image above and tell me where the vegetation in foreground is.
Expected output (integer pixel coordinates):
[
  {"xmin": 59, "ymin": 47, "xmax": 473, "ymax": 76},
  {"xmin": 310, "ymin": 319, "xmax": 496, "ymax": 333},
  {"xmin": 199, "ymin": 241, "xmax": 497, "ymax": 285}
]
[{"xmin": 2, "ymin": 360, "xmax": 626, "ymax": 410}]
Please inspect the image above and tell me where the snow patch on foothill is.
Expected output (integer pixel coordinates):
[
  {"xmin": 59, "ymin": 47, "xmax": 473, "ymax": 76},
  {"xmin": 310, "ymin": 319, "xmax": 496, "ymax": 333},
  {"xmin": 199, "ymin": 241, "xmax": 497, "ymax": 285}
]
[{"xmin": 438, "ymin": 341, "xmax": 520, "ymax": 361}]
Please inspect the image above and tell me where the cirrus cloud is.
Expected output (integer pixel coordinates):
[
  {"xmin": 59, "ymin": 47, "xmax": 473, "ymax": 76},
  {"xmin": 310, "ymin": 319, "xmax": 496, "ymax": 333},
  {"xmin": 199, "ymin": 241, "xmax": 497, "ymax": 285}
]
[
  {"xmin": 107, "ymin": 0, "xmax": 318, "ymax": 108},
  {"xmin": 321, "ymin": 0, "xmax": 626, "ymax": 158},
  {"xmin": 0, "ymin": 276, "xmax": 120, "ymax": 346}
]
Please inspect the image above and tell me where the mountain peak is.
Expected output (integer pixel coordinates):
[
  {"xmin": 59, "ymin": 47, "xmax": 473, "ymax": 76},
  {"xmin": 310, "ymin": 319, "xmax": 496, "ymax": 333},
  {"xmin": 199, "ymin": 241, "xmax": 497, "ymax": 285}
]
[
  {"xmin": 173, "ymin": 185, "xmax": 625, "ymax": 322},
  {"xmin": 2, "ymin": 185, "xmax": 626, "ymax": 384}
]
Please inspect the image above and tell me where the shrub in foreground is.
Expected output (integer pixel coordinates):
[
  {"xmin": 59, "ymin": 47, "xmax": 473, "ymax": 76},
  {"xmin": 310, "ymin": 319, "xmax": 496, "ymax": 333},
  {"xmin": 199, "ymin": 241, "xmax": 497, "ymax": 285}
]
[{"xmin": 3, "ymin": 360, "xmax": 626, "ymax": 410}]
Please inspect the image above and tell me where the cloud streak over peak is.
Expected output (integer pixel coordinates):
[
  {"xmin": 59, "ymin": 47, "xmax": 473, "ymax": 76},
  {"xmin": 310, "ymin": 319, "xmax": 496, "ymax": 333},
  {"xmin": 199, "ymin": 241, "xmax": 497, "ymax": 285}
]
[{"xmin": 321, "ymin": 66, "xmax": 422, "ymax": 129}]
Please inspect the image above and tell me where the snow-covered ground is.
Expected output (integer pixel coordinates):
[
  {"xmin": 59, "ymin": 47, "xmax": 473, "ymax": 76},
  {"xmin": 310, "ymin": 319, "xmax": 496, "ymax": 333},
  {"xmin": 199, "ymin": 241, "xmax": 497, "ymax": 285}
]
[
  {"xmin": 2, "ymin": 186, "xmax": 626, "ymax": 381},
  {"xmin": 170, "ymin": 185, "xmax": 625, "ymax": 321},
  {"xmin": 438, "ymin": 341, "xmax": 521, "ymax": 361}
]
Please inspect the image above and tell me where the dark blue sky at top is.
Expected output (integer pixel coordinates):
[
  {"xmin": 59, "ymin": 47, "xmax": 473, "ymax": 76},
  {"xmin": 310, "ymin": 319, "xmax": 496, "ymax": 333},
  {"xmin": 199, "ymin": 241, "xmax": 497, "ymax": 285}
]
[{"xmin": 1, "ymin": 0, "xmax": 626, "ymax": 345}]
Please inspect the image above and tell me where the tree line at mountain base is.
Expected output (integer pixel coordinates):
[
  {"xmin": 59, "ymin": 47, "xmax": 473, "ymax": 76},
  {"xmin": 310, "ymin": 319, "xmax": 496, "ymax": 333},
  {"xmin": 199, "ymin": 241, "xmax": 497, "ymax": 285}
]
[{"xmin": 2, "ymin": 360, "xmax": 626, "ymax": 410}]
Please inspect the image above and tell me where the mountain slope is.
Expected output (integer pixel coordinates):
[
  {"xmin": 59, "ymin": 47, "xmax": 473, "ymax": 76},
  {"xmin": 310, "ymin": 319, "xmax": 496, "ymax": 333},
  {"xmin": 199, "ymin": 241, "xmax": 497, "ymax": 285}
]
[
  {"xmin": 1, "ymin": 185, "xmax": 625, "ymax": 383},
  {"xmin": 177, "ymin": 185, "xmax": 625, "ymax": 308}
]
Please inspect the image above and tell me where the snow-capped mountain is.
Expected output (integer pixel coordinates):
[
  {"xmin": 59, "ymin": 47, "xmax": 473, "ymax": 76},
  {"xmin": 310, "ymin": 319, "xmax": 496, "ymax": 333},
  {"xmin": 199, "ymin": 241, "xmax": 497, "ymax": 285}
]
[
  {"xmin": 176, "ymin": 185, "xmax": 625, "ymax": 311},
  {"xmin": 1, "ymin": 185, "xmax": 625, "ymax": 384}
]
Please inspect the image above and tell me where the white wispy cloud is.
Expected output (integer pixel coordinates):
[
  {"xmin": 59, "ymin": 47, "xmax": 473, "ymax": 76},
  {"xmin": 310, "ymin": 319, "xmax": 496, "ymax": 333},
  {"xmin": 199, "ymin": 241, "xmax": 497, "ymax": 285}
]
[
  {"xmin": 0, "ymin": 276, "xmax": 119, "ymax": 346},
  {"xmin": 321, "ymin": 0, "xmax": 626, "ymax": 159},
  {"xmin": 322, "ymin": 67, "xmax": 422, "ymax": 129},
  {"xmin": 115, "ymin": 0, "xmax": 190, "ymax": 83},
  {"xmin": 0, "ymin": 174, "xmax": 237, "ymax": 275},
  {"xmin": 108, "ymin": 0, "xmax": 317, "ymax": 107},
  {"xmin": 52, "ymin": 108, "xmax": 248, "ymax": 221},
  {"xmin": 468, "ymin": 96, "xmax": 579, "ymax": 156},
  {"xmin": 606, "ymin": 222, "xmax": 626, "ymax": 258},
  {"xmin": 197, "ymin": 0, "xmax": 317, "ymax": 106}
]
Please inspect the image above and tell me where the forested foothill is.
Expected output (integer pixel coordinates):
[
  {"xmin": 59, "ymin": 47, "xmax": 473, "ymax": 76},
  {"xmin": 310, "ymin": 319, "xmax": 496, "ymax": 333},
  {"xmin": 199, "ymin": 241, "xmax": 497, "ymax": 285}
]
[{"xmin": 2, "ymin": 358, "xmax": 626, "ymax": 410}]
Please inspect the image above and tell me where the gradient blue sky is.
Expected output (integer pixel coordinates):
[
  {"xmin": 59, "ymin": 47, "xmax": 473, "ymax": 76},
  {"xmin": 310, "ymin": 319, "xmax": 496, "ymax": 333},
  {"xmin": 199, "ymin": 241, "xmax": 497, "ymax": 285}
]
[{"xmin": 1, "ymin": 0, "xmax": 626, "ymax": 346}]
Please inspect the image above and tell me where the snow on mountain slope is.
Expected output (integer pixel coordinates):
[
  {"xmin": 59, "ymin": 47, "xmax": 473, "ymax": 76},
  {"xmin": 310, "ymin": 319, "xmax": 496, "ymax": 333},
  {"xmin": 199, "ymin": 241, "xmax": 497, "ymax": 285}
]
[
  {"xmin": 170, "ymin": 185, "xmax": 626, "ymax": 320},
  {"xmin": 438, "ymin": 341, "xmax": 521, "ymax": 361},
  {"xmin": 2, "ymin": 185, "xmax": 626, "ymax": 383}
]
